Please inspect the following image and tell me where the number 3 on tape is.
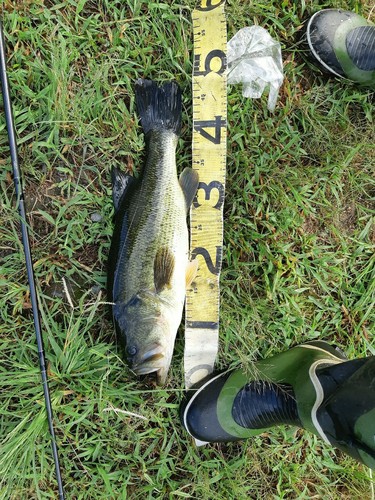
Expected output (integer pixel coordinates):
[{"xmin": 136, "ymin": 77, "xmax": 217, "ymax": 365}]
[{"xmin": 184, "ymin": 0, "xmax": 227, "ymax": 388}]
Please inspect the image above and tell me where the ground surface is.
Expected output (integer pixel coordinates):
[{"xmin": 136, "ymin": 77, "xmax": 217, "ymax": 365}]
[{"xmin": 0, "ymin": 0, "xmax": 374, "ymax": 498}]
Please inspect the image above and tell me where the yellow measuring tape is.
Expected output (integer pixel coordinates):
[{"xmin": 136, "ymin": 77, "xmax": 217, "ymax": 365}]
[{"xmin": 184, "ymin": 0, "xmax": 227, "ymax": 388}]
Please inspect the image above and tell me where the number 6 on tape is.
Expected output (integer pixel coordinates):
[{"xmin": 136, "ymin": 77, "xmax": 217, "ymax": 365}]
[{"xmin": 184, "ymin": 0, "xmax": 227, "ymax": 388}]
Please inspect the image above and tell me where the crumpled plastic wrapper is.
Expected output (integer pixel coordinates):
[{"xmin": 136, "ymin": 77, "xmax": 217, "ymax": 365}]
[{"xmin": 227, "ymin": 26, "xmax": 284, "ymax": 111}]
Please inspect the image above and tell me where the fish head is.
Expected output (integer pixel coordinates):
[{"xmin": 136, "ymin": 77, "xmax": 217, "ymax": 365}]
[{"xmin": 114, "ymin": 291, "xmax": 176, "ymax": 384}]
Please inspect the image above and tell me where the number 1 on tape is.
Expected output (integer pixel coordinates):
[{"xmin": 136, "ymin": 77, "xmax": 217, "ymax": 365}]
[{"xmin": 184, "ymin": 0, "xmax": 227, "ymax": 388}]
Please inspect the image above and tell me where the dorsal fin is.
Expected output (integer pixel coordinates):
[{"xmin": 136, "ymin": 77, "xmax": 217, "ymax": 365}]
[
  {"xmin": 154, "ymin": 247, "xmax": 175, "ymax": 293},
  {"xmin": 111, "ymin": 167, "xmax": 136, "ymax": 212}
]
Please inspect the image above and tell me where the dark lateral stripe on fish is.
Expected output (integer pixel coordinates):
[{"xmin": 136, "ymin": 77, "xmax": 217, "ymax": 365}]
[{"xmin": 135, "ymin": 79, "xmax": 181, "ymax": 136}]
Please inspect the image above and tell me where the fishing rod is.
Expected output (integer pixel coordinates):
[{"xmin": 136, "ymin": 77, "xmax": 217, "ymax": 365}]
[{"xmin": 0, "ymin": 20, "xmax": 65, "ymax": 500}]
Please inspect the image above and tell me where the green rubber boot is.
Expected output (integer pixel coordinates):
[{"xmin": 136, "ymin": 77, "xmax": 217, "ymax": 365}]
[
  {"xmin": 305, "ymin": 9, "xmax": 375, "ymax": 87},
  {"xmin": 181, "ymin": 341, "xmax": 375, "ymax": 469}
]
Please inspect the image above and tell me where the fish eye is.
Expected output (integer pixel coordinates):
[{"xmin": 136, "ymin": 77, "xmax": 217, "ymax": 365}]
[{"xmin": 127, "ymin": 345, "xmax": 137, "ymax": 357}]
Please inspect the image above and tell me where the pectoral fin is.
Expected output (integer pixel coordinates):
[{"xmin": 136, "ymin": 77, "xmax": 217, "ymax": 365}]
[
  {"xmin": 179, "ymin": 167, "xmax": 199, "ymax": 213},
  {"xmin": 111, "ymin": 167, "xmax": 136, "ymax": 212},
  {"xmin": 154, "ymin": 247, "xmax": 175, "ymax": 293},
  {"xmin": 185, "ymin": 258, "xmax": 198, "ymax": 288}
]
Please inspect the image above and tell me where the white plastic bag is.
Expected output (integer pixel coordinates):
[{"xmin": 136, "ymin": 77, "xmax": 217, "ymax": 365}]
[{"xmin": 227, "ymin": 26, "xmax": 284, "ymax": 111}]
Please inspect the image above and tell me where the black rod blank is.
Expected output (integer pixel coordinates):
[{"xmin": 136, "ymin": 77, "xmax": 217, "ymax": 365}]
[{"xmin": 0, "ymin": 20, "xmax": 64, "ymax": 500}]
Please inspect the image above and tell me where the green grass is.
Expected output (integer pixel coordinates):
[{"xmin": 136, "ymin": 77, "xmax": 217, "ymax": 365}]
[{"xmin": 0, "ymin": 0, "xmax": 374, "ymax": 498}]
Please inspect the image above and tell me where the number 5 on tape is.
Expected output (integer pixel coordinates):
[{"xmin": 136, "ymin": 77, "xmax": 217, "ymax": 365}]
[{"xmin": 184, "ymin": 0, "xmax": 227, "ymax": 388}]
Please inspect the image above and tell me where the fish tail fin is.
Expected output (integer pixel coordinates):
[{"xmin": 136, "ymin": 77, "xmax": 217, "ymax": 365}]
[{"xmin": 135, "ymin": 79, "xmax": 181, "ymax": 136}]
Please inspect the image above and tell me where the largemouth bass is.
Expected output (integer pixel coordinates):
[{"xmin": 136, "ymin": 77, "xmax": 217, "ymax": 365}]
[{"xmin": 108, "ymin": 79, "xmax": 198, "ymax": 384}]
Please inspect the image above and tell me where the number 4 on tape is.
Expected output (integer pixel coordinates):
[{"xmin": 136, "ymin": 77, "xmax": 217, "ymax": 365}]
[{"xmin": 194, "ymin": 116, "xmax": 226, "ymax": 144}]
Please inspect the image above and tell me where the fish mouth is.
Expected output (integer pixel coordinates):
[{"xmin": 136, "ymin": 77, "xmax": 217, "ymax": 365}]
[{"xmin": 131, "ymin": 343, "xmax": 167, "ymax": 376}]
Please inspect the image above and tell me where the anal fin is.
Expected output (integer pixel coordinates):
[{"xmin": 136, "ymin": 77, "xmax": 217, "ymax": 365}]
[{"xmin": 179, "ymin": 167, "xmax": 199, "ymax": 213}]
